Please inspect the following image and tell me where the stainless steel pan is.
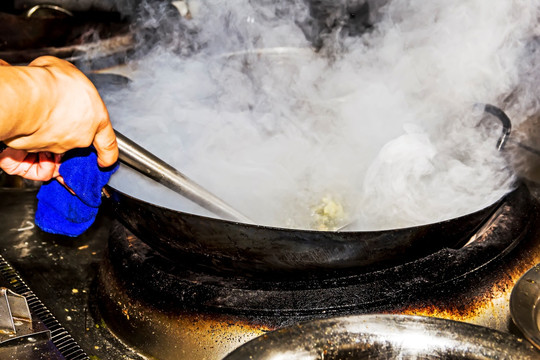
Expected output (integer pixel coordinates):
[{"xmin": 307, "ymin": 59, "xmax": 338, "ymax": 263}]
[{"xmin": 223, "ymin": 314, "xmax": 540, "ymax": 359}]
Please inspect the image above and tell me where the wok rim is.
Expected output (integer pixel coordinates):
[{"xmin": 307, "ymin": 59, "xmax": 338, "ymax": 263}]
[{"xmin": 104, "ymin": 183, "xmax": 511, "ymax": 234}]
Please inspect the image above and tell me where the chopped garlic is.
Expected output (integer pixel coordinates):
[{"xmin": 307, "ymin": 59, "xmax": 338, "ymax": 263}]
[{"xmin": 312, "ymin": 196, "xmax": 346, "ymax": 231}]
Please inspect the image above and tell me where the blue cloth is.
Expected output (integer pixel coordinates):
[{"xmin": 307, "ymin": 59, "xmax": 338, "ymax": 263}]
[{"xmin": 35, "ymin": 147, "xmax": 118, "ymax": 237}]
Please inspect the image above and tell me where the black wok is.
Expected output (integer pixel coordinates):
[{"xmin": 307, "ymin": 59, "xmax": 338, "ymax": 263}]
[
  {"xmin": 94, "ymin": 74, "xmax": 521, "ymax": 278},
  {"xmin": 102, "ymin": 181, "xmax": 530, "ymax": 278}
]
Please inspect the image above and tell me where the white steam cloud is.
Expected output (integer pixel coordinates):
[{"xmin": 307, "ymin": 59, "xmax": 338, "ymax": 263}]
[{"xmin": 105, "ymin": 0, "xmax": 540, "ymax": 230}]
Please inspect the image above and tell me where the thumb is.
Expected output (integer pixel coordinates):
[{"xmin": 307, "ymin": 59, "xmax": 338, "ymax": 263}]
[{"xmin": 93, "ymin": 121, "xmax": 118, "ymax": 168}]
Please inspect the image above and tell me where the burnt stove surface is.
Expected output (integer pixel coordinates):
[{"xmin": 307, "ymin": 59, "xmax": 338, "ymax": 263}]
[
  {"xmin": 93, "ymin": 183, "xmax": 540, "ymax": 359},
  {"xmin": 99, "ymin": 184, "xmax": 538, "ymax": 326},
  {"xmin": 0, "ymin": 183, "xmax": 540, "ymax": 359},
  {"xmin": 0, "ymin": 188, "xmax": 146, "ymax": 360}
]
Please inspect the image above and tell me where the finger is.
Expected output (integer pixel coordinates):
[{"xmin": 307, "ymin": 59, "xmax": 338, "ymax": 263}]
[
  {"xmin": 0, "ymin": 148, "xmax": 28, "ymax": 163},
  {"xmin": 55, "ymin": 176, "xmax": 76, "ymax": 195},
  {"xmin": 1, "ymin": 153, "xmax": 54, "ymax": 181},
  {"xmin": 53, "ymin": 153, "xmax": 63, "ymax": 178},
  {"xmin": 27, "ymin": 152, "xmax": 57, "ymax": 181},
  {"xmin": 9, "ymin": 152, "xmax": 59, "ymax": 181},
  {"xmin": 93, "ymin": 121, "xmax": 118, "ymax": 168},
  {"xmin": 39, "ymin": 152, "xmax": 62, "ymax": 179},
  {"xmin": 18, "ymin": 152, "xmax": 56, "ymax": 181},
  {"xmin": 3, "ymin": 152, "xmax": 38, "ymax": 177}
]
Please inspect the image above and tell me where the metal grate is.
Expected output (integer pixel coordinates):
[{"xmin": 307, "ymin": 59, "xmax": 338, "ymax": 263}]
[{"xmin": 0, "ymin": 254, "xmax": 89, "ymax": 360}]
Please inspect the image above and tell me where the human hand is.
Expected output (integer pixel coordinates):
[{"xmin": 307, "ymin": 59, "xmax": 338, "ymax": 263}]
[
  {"xmin": 0, "ymin": 56, "xmax": 118, "ymax": 170},
  {"xmin": 0, "ymin": 148, "xmax": 61, "ymax": 181}
]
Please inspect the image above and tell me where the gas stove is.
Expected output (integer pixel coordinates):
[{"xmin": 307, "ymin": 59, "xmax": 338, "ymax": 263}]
[
  {"xmin": 1, "ymin": 180, "xmax": 540, "ymax": 359},
  {"xmin": 2, "ymin": 2, "xmax": 540, "ymax": 358},
  {"xmin": 0, "ymin": 188, "xmax": 144, "ymax": 360}
]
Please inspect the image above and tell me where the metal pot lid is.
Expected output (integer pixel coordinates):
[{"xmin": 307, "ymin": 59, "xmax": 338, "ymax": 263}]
[
  {"xmin": 224, "ymin": 314, "xmax": 539, "ymax": 359},
  {"xmin": 510, "ymin": 262, "xmax": 540, "ymax": 349}
]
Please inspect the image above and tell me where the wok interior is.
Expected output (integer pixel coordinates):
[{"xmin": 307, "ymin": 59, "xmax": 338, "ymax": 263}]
[
  {"xmin": 114, "ymin": 140, "xmax": 514, "ymax": 233},
  {"xmin": 101, "ymin": 0, "xmax": 540, "ymax": 231}
]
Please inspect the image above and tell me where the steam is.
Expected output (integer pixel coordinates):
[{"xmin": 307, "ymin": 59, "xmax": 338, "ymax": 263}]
[{"xmin": 105, "ymin": 0, "xmax": 540, "ymax": 230}]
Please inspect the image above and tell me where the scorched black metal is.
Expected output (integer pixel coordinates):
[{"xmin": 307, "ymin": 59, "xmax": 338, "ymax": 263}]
[{"xmin": 94, "ymin": 183, "xmax": 540, "ymax": 359}]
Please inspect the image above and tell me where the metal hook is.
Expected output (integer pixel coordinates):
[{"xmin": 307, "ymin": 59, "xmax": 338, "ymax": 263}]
[
  {"xmin": 26, "ymin": 4, "xmax": 74, "ymax": 18},
  {"xmin": 480, "ymin": 104, "xmax": 512, "ymax": 151}
]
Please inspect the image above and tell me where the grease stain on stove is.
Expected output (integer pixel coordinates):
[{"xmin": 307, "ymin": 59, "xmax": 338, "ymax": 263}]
[
  {"xmin": 399, "ymin": 218, "xmax": 540, "ymax": 331},
  {"xmin": 97, "ymin": 268, "xmax": 270, "ymax": 360}
]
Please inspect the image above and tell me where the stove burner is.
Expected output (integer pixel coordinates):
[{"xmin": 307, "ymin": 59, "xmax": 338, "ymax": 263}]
[{"xmin": 95, "ymin": 184, "xmax": 540, "ymax": 359}]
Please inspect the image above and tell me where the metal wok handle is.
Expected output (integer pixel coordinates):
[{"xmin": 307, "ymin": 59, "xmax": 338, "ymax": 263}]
[
  {"xmin": 483, "ymin": 104, "xmax": 540, "ymax": 157},
  {"xmin": 115, "ymin": 131, "xmax": 253, "ymax": 223},
  {"xmin": 482, "ymin": 104, "xmax": 511, "ymax": 151}
]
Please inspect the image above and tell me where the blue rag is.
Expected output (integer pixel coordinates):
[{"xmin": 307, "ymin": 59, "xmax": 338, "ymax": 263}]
[{"xmin": 35, "ymin": 147, "xmax": 118, "ymax": 237}]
